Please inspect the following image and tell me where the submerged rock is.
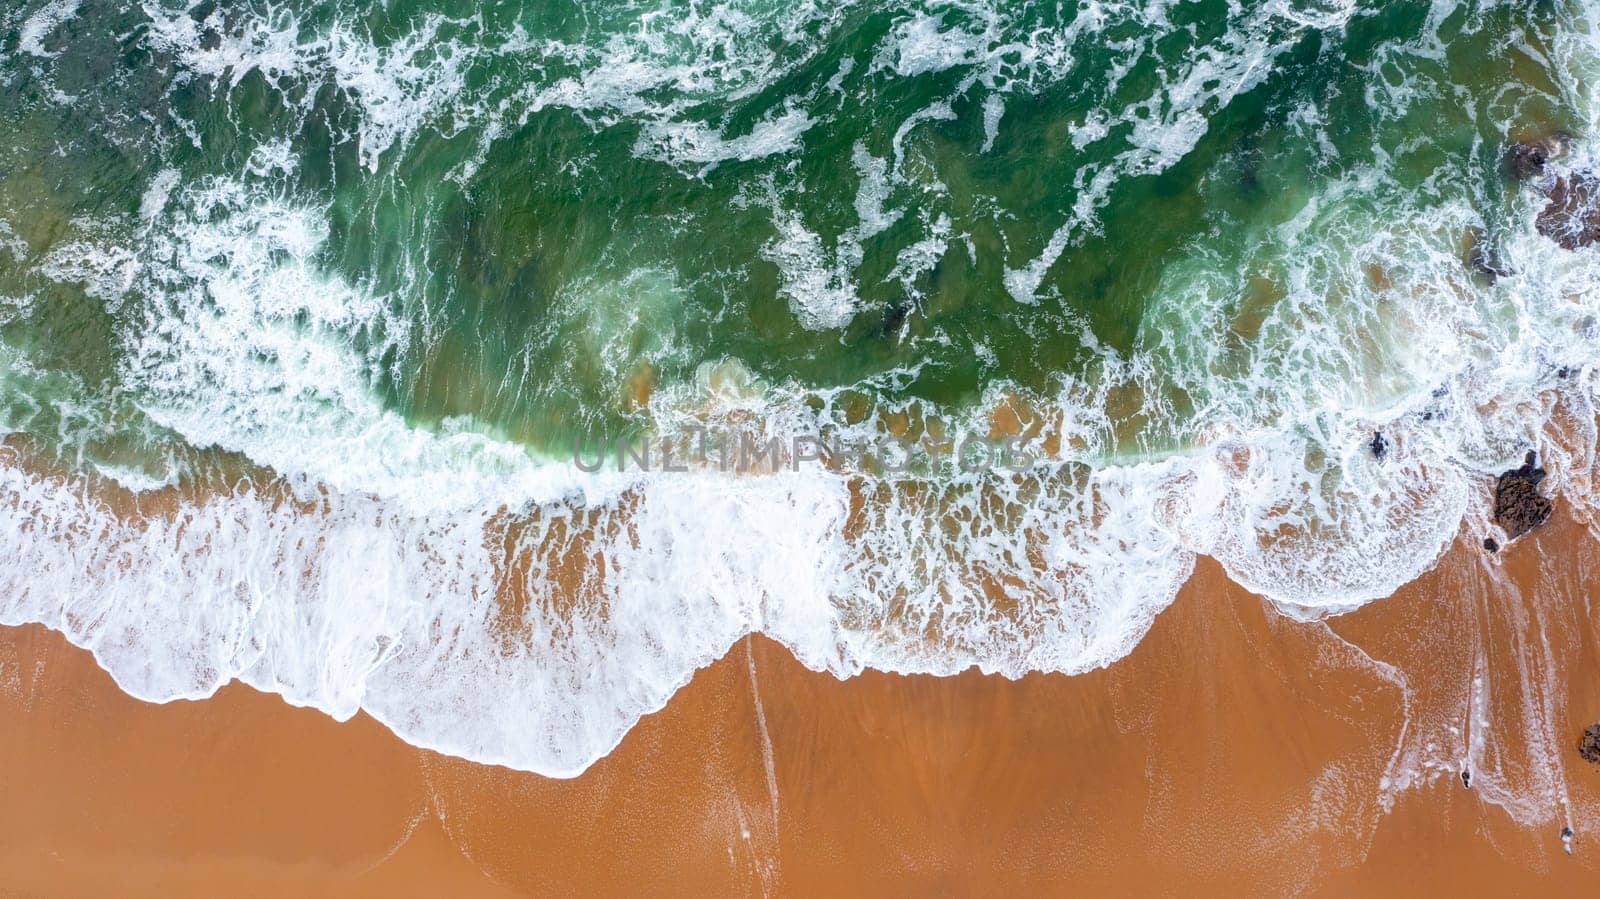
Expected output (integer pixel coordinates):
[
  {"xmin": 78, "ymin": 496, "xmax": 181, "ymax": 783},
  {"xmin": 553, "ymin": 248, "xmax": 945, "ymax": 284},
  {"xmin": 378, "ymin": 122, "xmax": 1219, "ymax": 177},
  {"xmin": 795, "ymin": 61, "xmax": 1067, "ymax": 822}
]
[
  {"xmin": 1507, "ymin": 141, "xmax": 1552, "ymax": 181},
  {"xmin": 880, "ymin": 298, "xmax": 913, "ymax": 340},
  {"xmin": 1462, "ymin": 227, "xmax": 1511, "ymax": 284},
  {"xmin": 1503, "ymin": 134, "xmax": 1600, "ymax": 251},
  {"xmin": 1492, "ymin": 452, "xmax": 1552, "ymax": 540},
  {"xmin": 1582, "ymin": 723, "xmax": 1600, "ymax": 765},
  {"xmin": 1536, "ymin": 172, "xmax": 1600, "ymax": 250},
  {"xmin": 1482, "ymin": 537, "xmax": 1499, "ymax": 553},
  {"xmin": 1506, "ymin": 132, "xmax": 1569, "ymax": 180}
]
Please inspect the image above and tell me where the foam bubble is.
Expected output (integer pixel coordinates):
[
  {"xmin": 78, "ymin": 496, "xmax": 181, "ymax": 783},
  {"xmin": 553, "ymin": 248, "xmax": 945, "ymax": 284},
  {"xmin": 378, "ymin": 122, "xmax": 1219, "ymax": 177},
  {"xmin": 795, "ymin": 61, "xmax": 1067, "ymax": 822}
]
[
  {"xmin": 634, "ymin": 105, "xmax": 814, "ymax": 168},
  {"xmin": 144, "ymin": 6, "xmax": 477, "ymax": 171},
  {"xmin": 17, "ymin": 0, "xmax": 81, "ymax": 59}
]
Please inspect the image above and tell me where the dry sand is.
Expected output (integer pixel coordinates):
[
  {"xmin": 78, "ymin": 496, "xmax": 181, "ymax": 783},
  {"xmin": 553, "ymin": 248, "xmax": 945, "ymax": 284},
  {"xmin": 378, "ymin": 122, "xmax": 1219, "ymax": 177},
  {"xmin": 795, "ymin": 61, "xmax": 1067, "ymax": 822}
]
[{"xmin": 1, "ymin": 508, "xmax": 1599, "ymax": 896}]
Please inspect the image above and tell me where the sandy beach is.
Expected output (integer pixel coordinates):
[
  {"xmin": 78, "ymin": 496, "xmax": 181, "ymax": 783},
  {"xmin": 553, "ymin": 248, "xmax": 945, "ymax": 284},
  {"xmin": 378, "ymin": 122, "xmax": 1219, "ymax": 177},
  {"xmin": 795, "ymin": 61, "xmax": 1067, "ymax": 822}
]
[{"xmin": 2, "ymin": 503, "xmax": 1596, "ymax": 897}]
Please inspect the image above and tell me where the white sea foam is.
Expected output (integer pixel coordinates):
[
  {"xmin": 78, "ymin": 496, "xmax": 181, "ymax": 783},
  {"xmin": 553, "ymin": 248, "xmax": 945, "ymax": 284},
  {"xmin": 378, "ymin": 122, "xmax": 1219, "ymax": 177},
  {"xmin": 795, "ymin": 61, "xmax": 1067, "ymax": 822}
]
[
  {"xmin": 143, "ymin": 5, "xmax": 476, "ymax": 171},
  {"xmin": 760, "ymin": 143, "xmax": 906, "ymax": 329},
  {"xmin": 878, "ymin": 11, "xmax": 990, "ymax": 78},
  {"xmin": 0, "ymin": 294, "xmax": 32, "ymax": 325},
  {"xmin": 1003, "ymin": 0, "xmax": 1355, "ymax": 303},
  {"xmin": 17, "ymin": 0, "xmax": 81, "ymax": 58},
  {"xmin": 634, "ymin": 105, "xmax": 814, "ymax": 168},
  {"xmin": 114, "ymin": 178, "xmax": 621, "ymax": 513},
  {"xmin": 761, "ymin": 208, "xmax": 863, "ymax": 330},
  {"xmin": 139, "ymin": 169, "xmax": 181, "ymax": 222}
]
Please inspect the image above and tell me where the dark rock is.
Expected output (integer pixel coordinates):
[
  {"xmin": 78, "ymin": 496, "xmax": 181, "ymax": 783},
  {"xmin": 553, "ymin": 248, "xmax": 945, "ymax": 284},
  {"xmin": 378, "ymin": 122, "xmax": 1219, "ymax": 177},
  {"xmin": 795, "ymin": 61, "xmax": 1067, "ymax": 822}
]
[
  {"xmin": 1419, "ymin": 386, "xmax": 1449, "ymax": 424},
  {"xmin": 1493, "ymin": 451, "xmax": 1552, "ymax": 540},
  {"xmin": 1507, "ymin": 142, "xmax": 1552, "ymax": 180},
  {"xmin": 1369, "ymin": 432, "xmax": 1388, "ymax": 461},
  {"xmin": 1506, "ymin": 133, "xmax": 1569, "ymax": 181},
  {"xmin": 880, "ymin": 298, "xmax": 912, "ymax": 340},
  {"xmin": 1582, "ymin": 723, "xmax": 1600, "ymax": 764},
  {"xmin": 1536, "ymin": 172, "xmax": 1600, "ymax": 250},
  {"xmin": 1461, "ymin": 769, "xmax": 1471, "ymax": 788},
  {"xmin": 1508, "ymin": 133, "xmax": 1600, "ymax": 251},
  {"xmin": 1238, "ymin": 146, "xmax": 1262, "ymax": 196},
  {"xmin": 1483, "ymin": 537, "xmax": 1499, "ymax": 553}
]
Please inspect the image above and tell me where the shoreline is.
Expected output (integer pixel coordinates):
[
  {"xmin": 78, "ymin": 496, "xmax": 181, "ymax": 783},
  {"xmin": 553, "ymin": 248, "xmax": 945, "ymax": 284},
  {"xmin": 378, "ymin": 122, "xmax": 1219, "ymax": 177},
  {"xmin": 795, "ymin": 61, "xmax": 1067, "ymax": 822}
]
[
  {"xmin": 2, "ymin": 506, "xmax": 1597, "ymax": 894},
  {"xmin": 3, "ymin": 3, "xmax": 1600, "ymax": 893}
]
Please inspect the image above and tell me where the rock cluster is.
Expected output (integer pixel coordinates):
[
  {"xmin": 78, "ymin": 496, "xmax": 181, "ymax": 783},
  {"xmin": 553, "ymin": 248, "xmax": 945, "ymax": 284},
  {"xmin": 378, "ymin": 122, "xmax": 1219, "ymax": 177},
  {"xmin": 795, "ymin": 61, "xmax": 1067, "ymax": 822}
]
[
  {"xmin": 1581, "ymin": 723, "xmax": 1600, "ymax": 765},
  {"xmin": 1506, "ymin": 134, "xmax": 1600, "ymax": 250},
  {"xmin": 1535, "ymin": 174, "xmax": 1600, "ymax": 250},
  {"xmin": 1492, "ymin": 452, "xmax": 1552, "ymax": 541}
]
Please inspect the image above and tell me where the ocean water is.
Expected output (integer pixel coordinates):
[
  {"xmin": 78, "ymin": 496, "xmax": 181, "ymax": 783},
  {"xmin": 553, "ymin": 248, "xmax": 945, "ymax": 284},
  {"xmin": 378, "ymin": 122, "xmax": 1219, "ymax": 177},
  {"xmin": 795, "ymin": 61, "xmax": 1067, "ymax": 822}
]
[{"xmin": 0, "ymin": 0, "xmax": 1598, "ymax": 777}]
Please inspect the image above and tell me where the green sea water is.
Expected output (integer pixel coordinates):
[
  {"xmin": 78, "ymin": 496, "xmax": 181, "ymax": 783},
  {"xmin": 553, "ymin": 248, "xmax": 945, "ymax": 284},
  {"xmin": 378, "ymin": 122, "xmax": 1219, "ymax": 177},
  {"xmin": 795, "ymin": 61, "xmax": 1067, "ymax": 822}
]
[{"xmin": 0, "ymin": 0, "xmax": 1581, "ymax": 475}]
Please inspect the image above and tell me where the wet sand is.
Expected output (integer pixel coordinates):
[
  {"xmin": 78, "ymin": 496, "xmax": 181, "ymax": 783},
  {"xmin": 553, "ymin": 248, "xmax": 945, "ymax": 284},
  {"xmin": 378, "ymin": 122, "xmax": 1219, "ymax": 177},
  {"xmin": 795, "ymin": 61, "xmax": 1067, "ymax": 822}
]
[{"xmin": 2, "ymin": 508, "xmax": 1599, "ymax": 896}]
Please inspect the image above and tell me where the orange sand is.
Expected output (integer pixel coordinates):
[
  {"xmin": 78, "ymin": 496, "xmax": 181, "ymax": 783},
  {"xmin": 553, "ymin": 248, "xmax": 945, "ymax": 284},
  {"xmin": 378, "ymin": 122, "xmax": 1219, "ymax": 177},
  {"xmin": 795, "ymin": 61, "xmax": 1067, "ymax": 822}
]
[{"xmin": 2, "ymin": 510, "xmax": 1599, "ymax": 896}]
